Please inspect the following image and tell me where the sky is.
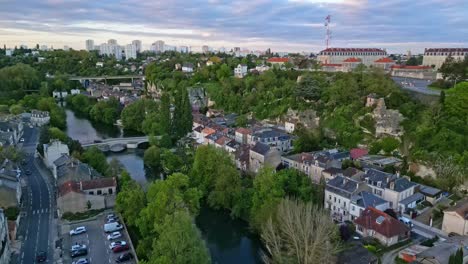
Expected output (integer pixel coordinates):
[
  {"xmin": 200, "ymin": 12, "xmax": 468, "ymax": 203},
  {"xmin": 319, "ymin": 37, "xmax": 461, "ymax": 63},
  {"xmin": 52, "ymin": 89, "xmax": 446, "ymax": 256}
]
[{"xmin": 0, "ymin": 0, "xmax": 467, "ymax": 53}]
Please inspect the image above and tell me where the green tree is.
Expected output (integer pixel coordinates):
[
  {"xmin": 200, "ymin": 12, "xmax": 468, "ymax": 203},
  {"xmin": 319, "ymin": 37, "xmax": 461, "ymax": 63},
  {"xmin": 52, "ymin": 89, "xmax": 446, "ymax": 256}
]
[
  {"xmin": 145, "ymin": 211, "xmax": 211, "ymax": 264},
  {"xmin": 293, "ymin": 125, "xmax": 321, "ymax": 153},
  {"xmin": 9, "ymin": 104, "xmax": 24, "ymax": 115},
  {"xmin": 216, "ymin": 64, "xmax": 231, "ymax": 80},
  {"xmin": 48, "ymin": 127, "xmax": 67, "ymax": 142},
  {"xmin": 115, "ymin": 171, "xmax": 146, "ymax": 227},
  {"xmin": 172, "ymin": 85, "xmax": 193, "ymax": 139},
  {"xmin": 295, "ymin": 74, "xmax": 323, "ymax": 101},
  {"xmin": 159, "ymin": 92, "xmax": 172, "ymax": 135},
  {"xmin": 89, "ymin": 97, "xmax": 120, "ymax": 125},
  {"xmin": 143, "ymin": 146, "xmax": 162, "ymax": 175},
  {"xmin": 81, "ymin": 146, "xmax": 109, "ymax": 176}
]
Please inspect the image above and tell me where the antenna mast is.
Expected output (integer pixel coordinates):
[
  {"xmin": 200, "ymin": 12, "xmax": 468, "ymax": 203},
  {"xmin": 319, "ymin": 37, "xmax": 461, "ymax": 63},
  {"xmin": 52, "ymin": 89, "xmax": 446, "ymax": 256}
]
[{"xmin": 325, "ymin": 15, "xmax": 331, "ymax": 49}]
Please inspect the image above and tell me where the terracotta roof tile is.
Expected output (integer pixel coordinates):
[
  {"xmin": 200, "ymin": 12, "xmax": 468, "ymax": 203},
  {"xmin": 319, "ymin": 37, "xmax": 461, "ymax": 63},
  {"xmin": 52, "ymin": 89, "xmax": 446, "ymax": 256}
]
[
  {"xmin": 343, "ymin": 57, "xmax": 362, "ymax": 63},
  {"xmin": 267, "ymin": 57, "xmax": 289, "ymax": 63},
  {"xmin": 80, "ymin": 177, "xmax": 117, "ymax": 191},
  {"xmin": 374, "ymin": 57, "xmax": 395, "ymax": 63},
  {"xmin": 58, "ymin": 181, "xmax": 81, "ymax": 196},
  {"xmin": 391, "ymin": 65, "xmax": 432, "ymax": 70},
  {"xmin": 354, "ymin": 207, "xmax": 410, "ymax": 238}
]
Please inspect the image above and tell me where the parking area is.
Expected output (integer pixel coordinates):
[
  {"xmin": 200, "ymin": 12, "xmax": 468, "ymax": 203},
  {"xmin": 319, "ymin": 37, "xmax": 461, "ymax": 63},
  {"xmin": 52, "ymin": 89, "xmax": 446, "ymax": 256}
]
[{"xmin": 62, "ymin": 212, "xmax": 137, "ymax": 264}]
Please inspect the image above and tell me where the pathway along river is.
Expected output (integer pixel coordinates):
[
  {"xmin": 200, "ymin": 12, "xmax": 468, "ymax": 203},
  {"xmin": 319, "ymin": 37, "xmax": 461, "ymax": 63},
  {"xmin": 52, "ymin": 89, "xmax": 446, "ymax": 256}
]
[{"xmin": 65, "ymin": 109, "xmax": 264, "ymax": 263}]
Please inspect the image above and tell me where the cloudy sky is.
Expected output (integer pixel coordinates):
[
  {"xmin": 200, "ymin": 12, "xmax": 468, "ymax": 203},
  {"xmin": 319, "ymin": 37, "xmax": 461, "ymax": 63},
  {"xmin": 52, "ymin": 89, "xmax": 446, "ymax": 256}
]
[{"xmin": 1, "ymin": 0, "xmax": 467, "ymax": 53}]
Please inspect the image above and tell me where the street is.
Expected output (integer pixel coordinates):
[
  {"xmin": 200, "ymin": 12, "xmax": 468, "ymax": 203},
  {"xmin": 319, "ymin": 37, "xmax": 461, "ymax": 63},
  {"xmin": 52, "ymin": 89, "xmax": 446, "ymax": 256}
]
[{"xmin": 14, "ymin": 125, "xmax": 55, "ymax": 264}]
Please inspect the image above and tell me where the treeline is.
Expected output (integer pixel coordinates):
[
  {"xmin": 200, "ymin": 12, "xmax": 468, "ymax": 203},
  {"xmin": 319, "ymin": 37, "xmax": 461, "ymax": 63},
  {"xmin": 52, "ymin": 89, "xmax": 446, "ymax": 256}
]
[
  {"xmin": 66, "ymin": 94, "xmax": 120, "ymax": 126},
  {"xmin": 116, "ymin": 145, "xmax": 338, "ymax": 263}
]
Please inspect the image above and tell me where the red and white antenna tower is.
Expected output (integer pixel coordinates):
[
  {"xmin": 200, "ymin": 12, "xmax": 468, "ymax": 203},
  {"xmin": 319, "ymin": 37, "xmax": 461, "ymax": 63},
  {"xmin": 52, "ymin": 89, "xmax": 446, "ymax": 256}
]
[{"xmin": 325, "ymin": 15, "xmax": 331, "ymax": 49}]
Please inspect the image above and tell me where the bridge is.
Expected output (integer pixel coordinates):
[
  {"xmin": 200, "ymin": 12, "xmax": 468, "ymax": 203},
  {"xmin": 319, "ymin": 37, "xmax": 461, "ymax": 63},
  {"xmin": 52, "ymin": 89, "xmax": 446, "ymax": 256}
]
[
  {"xmin": 81, "ymin": 136, "xmax": 149, "ymax": 150},
  {"xmin": 69, "ymin": 75, "xmax": 144, "ymax": 81}
]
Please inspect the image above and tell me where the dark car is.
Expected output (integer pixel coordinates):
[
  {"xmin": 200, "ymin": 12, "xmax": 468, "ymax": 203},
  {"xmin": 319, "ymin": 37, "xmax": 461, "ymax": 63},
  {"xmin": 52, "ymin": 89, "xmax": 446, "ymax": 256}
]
[
  {"xmin": 112, "ymin": 244, "xmax": 129, "ymax": 253},
  {"xmin": 25, "ymin": 170, "xmax": 32, "ymax": 175},
  {"xmin": 36, "ymin": 251, "xmax": 47, "ymax": 262},
  {"xmin": 116, "ymin": 252, "xmax": 134, "ymax": 263},
  {"xmin": 71, "ymin": 248, "xmax": 88, "ymax": 258}
]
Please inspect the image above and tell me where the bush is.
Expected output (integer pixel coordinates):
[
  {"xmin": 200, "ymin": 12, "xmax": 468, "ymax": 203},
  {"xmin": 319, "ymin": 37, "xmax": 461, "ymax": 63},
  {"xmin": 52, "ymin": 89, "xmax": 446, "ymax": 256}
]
[
  {"xmin": 421, "ymin": 236, "xmax": 439, "ymax": 247},
  {"xmin": 61, "ymin": 209, "xmax": 104, "ymax": 221},
  {"xmin": 4, "ymin": 207, "xmax": 20, "ymax": 220}
]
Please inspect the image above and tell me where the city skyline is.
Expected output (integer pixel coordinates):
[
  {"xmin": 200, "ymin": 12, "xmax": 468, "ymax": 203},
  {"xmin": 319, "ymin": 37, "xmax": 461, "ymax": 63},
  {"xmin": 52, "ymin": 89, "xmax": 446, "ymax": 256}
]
[{"xmin": 1, "ymin": 0, "xmax": 467, "ymax": 53}]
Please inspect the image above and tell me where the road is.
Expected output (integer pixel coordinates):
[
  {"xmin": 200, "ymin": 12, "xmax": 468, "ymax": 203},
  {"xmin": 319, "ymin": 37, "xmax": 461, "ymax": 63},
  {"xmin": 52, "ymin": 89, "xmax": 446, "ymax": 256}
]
[{"xmin": 15, "ymin": 126, "xmax": 54, "ymax": 263}]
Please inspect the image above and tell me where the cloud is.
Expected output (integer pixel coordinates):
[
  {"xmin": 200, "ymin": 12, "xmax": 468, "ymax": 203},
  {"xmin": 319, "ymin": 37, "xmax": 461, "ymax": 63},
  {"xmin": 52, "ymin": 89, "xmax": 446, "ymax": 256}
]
[{"xmin": 0, "ymin": 0, "xmax": 466, "ymax": 53}]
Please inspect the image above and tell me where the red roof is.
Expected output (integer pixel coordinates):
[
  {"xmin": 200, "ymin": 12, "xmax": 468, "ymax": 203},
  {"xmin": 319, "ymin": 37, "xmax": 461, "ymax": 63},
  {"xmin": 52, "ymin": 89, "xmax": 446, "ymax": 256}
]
[
  {"xmin": 236, "ymin": 128, "xmax": 252, "ymax": 135},
  {"xmin": 425, "ymin": 48, "xmax": 468, "ymax": 53},
  {"xmin": 267, "ymin": 57, "xmax": 289, "ymax": 63},
  {"xmin": 391, "ymin": 65, "xmax": 432, "ymax": 70},
  {"xmin": 80, "ymin": 177, "xmax": 116, "ymax": 191},
  {"xmin": 321, "ymin": 63, "xmax": 342, "ymax": 67},
  {"xmin": 374, "ymin": 57, "xmax": 395, "ymax": 63},
  {"xmin": 215, "ymin": 136, "xmax": 231, "ymax": 146},
  {"xmin": 350, "ymin": 148, "xmax": 368, "ymax": 160},
  {"xmin": 354, "ymin": 207, "xmax": 410, "ymax": 238},
  {"xmin": 58, "ymin": 181, "xmax": 81, "ymax": 196},
  {"xmin": 321, "ymin": 48, "xmax": 386, "ymax": 53},
  {"xmin": 343, "ymin": 57, "xmax": 362, "ymax": 63}
]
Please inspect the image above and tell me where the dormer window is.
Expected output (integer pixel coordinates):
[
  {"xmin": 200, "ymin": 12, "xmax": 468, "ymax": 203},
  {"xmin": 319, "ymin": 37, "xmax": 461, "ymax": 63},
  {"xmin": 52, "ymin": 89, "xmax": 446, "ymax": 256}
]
[{"xmin": 377, "ymin": 182, "xmax": 381, "ymax": 188}]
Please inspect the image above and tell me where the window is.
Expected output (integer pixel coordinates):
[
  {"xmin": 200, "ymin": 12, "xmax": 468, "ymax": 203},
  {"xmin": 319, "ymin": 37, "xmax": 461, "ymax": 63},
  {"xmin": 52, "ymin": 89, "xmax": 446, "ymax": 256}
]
[
  {"xmin": 329, "ymin": 195, "xmax": 332, "ymax": 200},
  {"xmin": 108, "ymin": 188, "xmax": 113, "ymax": 195},
  {"xmin": 344, "ymin": 202, "xmax": 346, "ymax": 208},
  {"xmin": 333, "ymin": 205, "xmax": 336, "ymax": 210},
  {"xmin": 352, "ymin": 206, "xmax": 355, "ymax": 211},
  {"xmin": 89, "ymin": 191, "xmax": 94, "ymax": 195},
  {"xmin": 97, "ymin": 190, "xmax": 102, "ymax": 195},
  {"xmin": 334, "ymin": 197, "xmax": 336, "ymax": 202}
]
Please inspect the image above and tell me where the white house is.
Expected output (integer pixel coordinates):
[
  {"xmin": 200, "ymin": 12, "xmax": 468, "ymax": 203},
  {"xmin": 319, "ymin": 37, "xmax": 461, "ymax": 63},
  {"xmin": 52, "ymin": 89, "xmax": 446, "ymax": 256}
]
[
  {"xmin": 43, "ymin": 141, "xmax": 70, "ymax": 169},
  {"xmin": 350, "ymin": 191, "xmax": 390, "ymax": 221},
  {"xmin": 234, "ymin": 64, "xmax": 248, "ymax": 78},
  {"xmin": 30, "ymin": 110, "xmax": 50, "ymax": 127},
  {"xmin": 182, "ymin": 63, "xmax": 194, "ymax": 73},
  {"xmin": 52, "ymin": 91, "xmax": 68, "ymax": 99},
  {"xmin": 325, "ymin": 176, "xmax": 368, "ymax": 222},
  {"xmin": 96, "ymin": 62, "xmax": 104, "ymax": 67}
]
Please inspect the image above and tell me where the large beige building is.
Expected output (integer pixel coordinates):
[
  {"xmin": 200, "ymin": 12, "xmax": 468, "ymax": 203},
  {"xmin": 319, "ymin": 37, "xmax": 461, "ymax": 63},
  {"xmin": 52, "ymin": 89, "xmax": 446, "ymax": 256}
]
[
  {"xmin": 422, "ymin": 48, "xmax": 468, "ymax": 70},
  {"xmin": 442, "ymin": 198, "xmax": 468, "ymax": 236},
  {"xmin": 317, "ymin": 48, "xmax": 387, "ymax": 66}
]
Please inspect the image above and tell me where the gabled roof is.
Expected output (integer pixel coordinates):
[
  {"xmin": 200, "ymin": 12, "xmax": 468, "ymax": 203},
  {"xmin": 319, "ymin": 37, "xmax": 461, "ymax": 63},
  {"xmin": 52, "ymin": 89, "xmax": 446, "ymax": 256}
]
[
  {"xmin": 267, "ymin": 57, "xmax": 289, "ymax": 63},
  {"xmin": 251, "ymin": 142, "xmax": 271, "ymax": 155},
  {"xmin": 393, "ymin": 177, "xmax": 416, "ymax": 192},
  {"xmin": 444, "ymin": 198, "xmax": 468, "ymax": 219},
  {"xmin": 80, "ymin": 177, "xmax": 116, "ymax": 191},
  {"xmin": 58, "ymin": 181, "xmax": 81, "ymax": 196},
  {"xmin": 391, "ymin": 65, "xmax": 432, "ymax": 70},
  {"xmin": 374, "ymin": 57, "xmax": 394, "ymax": 63},
  {"xmin": 350, "ymin": 148, "xmax": 368, "ymax": 160},
  {"xmin": 343, "ymin": 167, "xmax": 363, "ymax": 178},
  {"xmin": 343, "ymin": 57, "xmax": 362, "ymax": 63},
  {"xmin": 53, "ymin": 154, "xmax": 70, "ymax": 167},
  {"xmin": 322, "ymin": 167, "xmax": 343, "ymax": 175},
  {"xmin": 215, "ymin": 136, "xmax": 231, "ymax": 146},
  {"xmin": 326, "ymin": 176, "xmax": 360, "ymax": 198},
  {"xmin": 235, "ymin": 128, "xmax": 251, "ymax": 135},
  {"xmin": 352, "ymin": 191, "xmax": 388, "ymax": 208},
  {"xmin": 354, "ymin": 207, "xmax": 410, "ymax": 238}
]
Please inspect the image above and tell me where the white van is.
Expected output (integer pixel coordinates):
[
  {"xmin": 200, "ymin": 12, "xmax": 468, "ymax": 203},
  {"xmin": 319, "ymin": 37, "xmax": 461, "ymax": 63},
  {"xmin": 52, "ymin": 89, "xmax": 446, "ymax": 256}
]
[
  {"xmin": 398, "ymin": 216, "xmax": 413, "ymax": 228},
  {"xmin": 104, "ymin": 222, "xmax": 123, "ymax": 233}
]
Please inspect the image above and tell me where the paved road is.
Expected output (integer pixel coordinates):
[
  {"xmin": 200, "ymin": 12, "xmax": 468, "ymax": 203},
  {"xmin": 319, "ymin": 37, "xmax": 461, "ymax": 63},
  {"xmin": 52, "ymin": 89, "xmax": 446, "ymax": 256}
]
[
  {"xmin": 16, "ymin": 126, "xmax": 54, "ymax": 263},
  {"xmin": 392, "ymin": 77, "xmax": 441, "ymax": 95}
]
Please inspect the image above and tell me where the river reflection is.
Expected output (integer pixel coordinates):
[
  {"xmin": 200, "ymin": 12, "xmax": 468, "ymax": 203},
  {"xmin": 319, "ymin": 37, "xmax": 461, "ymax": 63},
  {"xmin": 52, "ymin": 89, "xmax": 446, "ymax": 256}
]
[
  {"xmin": 65, "ymin": 109, "xmax": 120, "ymax": 143},
  {"xmin": 106, "ymin": 149, "xmax": 148, "ymax": 186}
]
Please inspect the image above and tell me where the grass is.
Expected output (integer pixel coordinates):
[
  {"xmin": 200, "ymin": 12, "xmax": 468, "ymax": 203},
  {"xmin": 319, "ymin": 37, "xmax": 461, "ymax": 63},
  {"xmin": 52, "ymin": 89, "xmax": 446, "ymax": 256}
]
[
  {"xmin": 62, "ymin": 209, "xmax": 105, "ymax": 221},
  {"xmin": 363, "ymin": 238, "xmax": 412, "ymax": 257}
]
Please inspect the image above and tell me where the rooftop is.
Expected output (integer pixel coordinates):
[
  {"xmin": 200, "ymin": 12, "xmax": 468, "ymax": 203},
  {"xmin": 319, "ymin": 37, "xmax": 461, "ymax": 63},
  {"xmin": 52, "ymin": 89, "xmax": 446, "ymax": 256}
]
[
  {"xmin": 251, "ymin": 142, "xmax": 271, "ymax": 155},
  {"xmin": 320, "ymin": 48, "xmax": 386, "ymax": 53},
  {"xmin": 398, "ymin": 192, "xmax": 424, "ymax": 206},
  {"xmin": 374, "ymin": 57, "xmax": 395, "ymax": 63},
  {"xmin": 343, "ymin": 57, "xmax": 362, "ymax": 63},
  {"xmin": 444, "ymin": 197, "xmax": 468, "ymax": 219},
  {"xmin": 326, "ymin": 176, "xmax": 360, "ymax": 198},
  {"xmin": 354, "ymin": 207, "xmax": 410, "ymax": 238},
  {"xmin": 352, "ymin": 191, "xmax": 388, "ymax": 208},
  {"xmin": 80, "ymin": 177, "xmax": 117, "ymax": 190},
  {"xmin": 267, "ymin": 57, "xmax": 289, "ymax": 63}
]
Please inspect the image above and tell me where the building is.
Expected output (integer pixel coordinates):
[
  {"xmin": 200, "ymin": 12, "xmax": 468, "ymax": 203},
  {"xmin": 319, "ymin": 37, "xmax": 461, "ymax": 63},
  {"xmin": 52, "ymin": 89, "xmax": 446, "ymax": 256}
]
[
  {"xmin": 31, "ymin": 110, "xmax": 50, "ymax": 126},
  {"xmin": 52, "ymin": 90, "xmax": 68, "ymax": 98},
  {"xmin": 131, "ymin": 40, "xmax": 142, "ymax": 52},
  {"xmin": 235, "ymin": 128, "xmax": 251, "ymax": 145},
  {"xmin": 390, "ymin": 65, "xmax": 436, "ymax": 80},
  {"xmin": 40, "ymin": 45, "xmax": 48, "ymax": 51},
  {"xmin": 85, "ymin": 39, "xmax": 94, "ymax": 51},
  {"xmin": 43, "ymin": 141, "xmax": 70, "ymax": 169},
  {"xmin": 317, "ymin": 48, "xmax": 387, "ymax": 67},
  {"xmin": 0, "ymin": 168, "xmax": 22, "ymax": 208},
  {"xmin": 398, "ymin": 245, "xmax": 429, "ymax": 263},
  {"xmin": 248, "ymin": 128, "xmax": 292, "ymax": 153},
  {"xmin": 373, "ymin": 57, "xmax": 395, "ymax": 71},
  {"xmin": 4, "ymin": 49, "xmax": 12, "ymax": 56},
  {"xmin": 179, "ymin": 46, "xmax": 189, "ymax": 53},
  {"xmin": 0, "ymin": 120, "xmax": 23, "ymax": 145},
  {"xmin": 416, "ymin": 236, "xmax": 468, "ymax": 264},
  {"xmin": 350, "ymin": 191, "xmax": 390, "ymax": 220},
  {"xmin": 342, "ymin": 57, "xmax": 362, "ymax": 71},
  {"xmin": 234, "ymin": 64, "xmax": 248, "ymax": 78},
  {"xmin": 202, "ymin": 45, "xmax": 210, "ymax": 54},
  {"xmin": 325, "ymin": 176, "xmax": 367, "ymax": 222},
  {"xmin": 99, "ymin": 42, "xmax": 123, "ymax": 60},
  {"xmin": 108, "ymin": 39, "xmax": 117, "ymax": 45},
  {"xmin": 417, "ymin": 184, "xmax": 443, "ymax": 205},
  {"xmin": 267, "ymin": 57, "xmax": 289, "ymax": 67},
  {"xmin": 422, "ymin": 48, "xmax": 468, "ymax": 70},
  {"xmin": 125, "ymin": 44, "xmax": 137, "ymax": 60},
  {"xmin": 0, "ymin": 209, "xmax": 10, "ymax": 264},
  {"xmin": 151, "ymin": 40, "xmax": 165, "ymax": 53},
  {"xmin": 249, "ymin": 142, "xmax": 281, "ymax": 173},
  {"xmin": 182, "ymin": 63, "xmax": 194, "ymax": 73},
  {"xmin": 57, "ymin": 178, "xmax": 117, "ymax": 215},
  {"xmin": 354, "ymin": 207, "xmax": 410, "ymax": 246},
  {"xmin": 442, "ymin": 198, "xmax": 468, "ymax": 236},
  {"xmin": 364, "ymin": 169, "xmax": 416, "ymax": 211}
]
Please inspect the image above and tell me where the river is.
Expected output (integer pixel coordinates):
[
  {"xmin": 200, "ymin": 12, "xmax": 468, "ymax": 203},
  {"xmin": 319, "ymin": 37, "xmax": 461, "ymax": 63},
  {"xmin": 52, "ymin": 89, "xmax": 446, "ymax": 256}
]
[{"xmin": 65, "ymin": 108, "xmax": 264, "ymax": 264}]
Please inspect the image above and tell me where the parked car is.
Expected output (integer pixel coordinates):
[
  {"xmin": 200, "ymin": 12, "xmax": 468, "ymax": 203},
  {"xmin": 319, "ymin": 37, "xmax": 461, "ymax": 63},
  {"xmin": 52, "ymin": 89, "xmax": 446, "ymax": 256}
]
[
  {"xmin": 106, "ymin": 213, "xmax": 116, "ymax": 220},
  {"xmin": 71, "ymin": 244, "xmax": 87, "ymax": 251},
  {"xmin": 112, "ymin": 244, "xmax": 129, "ymax": 253},
  {"xmin": 107, "ymin": 217, "xmax": 118, "ymax": 223},
  {"xmin": 36, "ymin": 251, "xmax": 47, "ymax": 262},
  {"xmin": 104, "ymin": 222, "xmax": 123, "ymax": 233},
  {"xmin": 72, "ymin": 258, "xmax": 89, "ymax": 264},
  {"xmin": 70, "ymin": 248, "xmax": 88, "ymax": 258},
  {"xmin": 110, "ymin": 241, "xmax": 127, "ymax": 250},
  {"xmin": 25, "ymin": 170, "xmax": 32, "ymax": 175},
  {"xmin": 116, "ymin": 252, "xmax": 134, "ymax": 263},
  {"xmin": 70, "ymin": 226, "xmax": 87, "ymax": 236},
  {"xmin": 398, "ymin": 216, "xmax": 413, "ymax": 228},
  {"xmin": 20, "ymin": 138, "xmax": 25, "ymax": 142},
  {"xmin": 107, "ymin": 231, "xmax": 122, "ymax": 240}
]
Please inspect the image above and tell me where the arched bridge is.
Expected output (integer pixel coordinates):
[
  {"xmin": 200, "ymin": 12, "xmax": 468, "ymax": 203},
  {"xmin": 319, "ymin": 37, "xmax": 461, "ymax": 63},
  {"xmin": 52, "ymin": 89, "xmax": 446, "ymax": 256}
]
[{"xmin": 81, "ymin": 136, "xmax": 149, "ymax": 149}]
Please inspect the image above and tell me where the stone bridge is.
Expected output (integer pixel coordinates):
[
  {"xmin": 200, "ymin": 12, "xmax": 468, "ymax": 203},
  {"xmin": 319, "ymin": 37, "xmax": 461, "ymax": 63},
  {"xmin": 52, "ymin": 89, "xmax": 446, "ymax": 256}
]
[{"xmin": 81, "ymin": 136, "xmax": 149, "ymax": 150}]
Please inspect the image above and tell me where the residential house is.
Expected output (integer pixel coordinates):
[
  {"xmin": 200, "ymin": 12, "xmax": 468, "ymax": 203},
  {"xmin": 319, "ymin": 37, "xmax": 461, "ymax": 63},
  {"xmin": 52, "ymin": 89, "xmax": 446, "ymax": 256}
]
[
  {"xmin": 364, "ymin": 169, "xmax": 417, "ymax": 211},
  {"xmin": 373, "ymin": 57, "xmax": 395, "ymax": 71},
  {"xmin": 0, "ymin": 169, "xmax": 21, "ymax": 208},
  {"xmin": 350, "ymin": 148, "xmax": 368, "ymax": 160},
  {"xmin": 418, "ymin": 184, "xmax": 443, "ymax": 205},
  {"xmin": 57, "ymin": 178, "xmax": 116, "ymax": 215},
  {"xmin": 0, "ymin": 209, "xmax": 10, "ymax": 264},
  {"xmin": 350, "ymin": 191, "xmax": 390, "ymax": 220},
  {"xmin": 234, "ymin": 64, "xmax": 248, "ymax": 78},
  {"xmin": 55, "ymin": 157, "xmax": 101, "ymax": 186},
  {"xmin": 354, "ymin": 207, "xmax": 410, "ymax": 246},
  {"xmin": 416, "ymin": 236, "xmax": 468, "ymax": 264},
  {"xmin": 442, "ymin": 198, "xmax": 468, "ymax": 236},
  {"xmin": 342, "ymin": 57, "xmax": 362, "ymax": 71},
  {"xmin": 342, "ymin": 167, "xmax": 365, "ymax": 181},
  {"xmin": 182, "ymin": 63, "xmax": 194, "ymax": 73},
  {"xmin": 248, "ymin": 128, "xmax": 292, "ymax": 153},
  {"xmin": 325, "ymin": 176, "xmax": 368, "ymax": 222},
  {"xmin": 234, "ymin": 144, "xmax": 250, "ymax": 172},
  {"xmin": 267, "ymin": 57, "xmax": 289, "ymax": 67},
  {"xmin": 398, "ymin": 192, "xmax": 425, "ymax": 213},
  {"xmin": 282, "ymin": 149, "xmax": 347, "ymax": 182},
  {"xmin": 321, "ymin": 167, "xmax": 343, "ymax": 181},
  {"xmin": 0, "ymin": 120, "xmax": 23, "ymax": 145},
  {"xmin": 284, "ymin": 119, "xmax": 297, "ymax": 133},
  {"xmin": 52, "ymin": 90, "xmax": 68, "ymax": 98},
  {"xmin": 192, "ymin": 126, "xmax": 205, "ymax": 144},
  {"xmin": 214, "ymin": 136, "xmax": 232, "ymax": 149},
  {"xmin": 30, "ymin": 110, "xmax": 50, "ymax": 127},
  {"xmin": 235, "ymin": 128, "xmax": 251, "ymax": 144},
  {"xmin": 43, "ymin": 141, "xmax": 70, "ymax": 169},
  {"xmin": 249, "ymin": 142, "xmax": 281, "ymax": 173}
]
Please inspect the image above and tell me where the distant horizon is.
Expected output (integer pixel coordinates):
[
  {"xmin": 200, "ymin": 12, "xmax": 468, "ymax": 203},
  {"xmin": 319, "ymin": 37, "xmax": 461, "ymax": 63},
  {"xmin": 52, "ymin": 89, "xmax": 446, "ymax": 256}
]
[{"xmin": 1, "ymin": 0, "xmax": 467, "ymax": 54}]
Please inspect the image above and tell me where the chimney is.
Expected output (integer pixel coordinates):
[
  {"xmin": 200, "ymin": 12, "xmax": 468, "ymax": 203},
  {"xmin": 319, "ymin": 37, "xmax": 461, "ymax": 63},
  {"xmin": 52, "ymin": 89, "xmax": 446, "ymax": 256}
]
[
  {"xmin": 396, "ymin": 171, "xmax": 400, "ymax": 178},
  {"xmin": 390, "ymin": 181, "xmax": 395, "ymax": 190},
  {"xmin": 79, "ymin": 181, "xmax": 83, "ymax": 191}
]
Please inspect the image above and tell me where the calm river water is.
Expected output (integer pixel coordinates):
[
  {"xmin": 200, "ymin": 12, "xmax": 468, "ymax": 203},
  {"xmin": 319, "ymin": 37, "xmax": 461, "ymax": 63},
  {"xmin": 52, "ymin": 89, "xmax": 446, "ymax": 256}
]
[{"xmin": 65, "ymin": 108, "xmax": 264, "ymax": 264}]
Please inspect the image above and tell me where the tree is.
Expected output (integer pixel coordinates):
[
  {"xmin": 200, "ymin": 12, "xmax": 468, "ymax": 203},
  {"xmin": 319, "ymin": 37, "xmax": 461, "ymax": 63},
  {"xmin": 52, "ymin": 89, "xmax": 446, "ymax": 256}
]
[
  {"xmin": 295, "ymin": 74, "xmax": 323, "ymax": 101},
  {"xmin": 434, "ymin": 155, "xmax": 466, "ymax": 192},
  {"xmin": 448, "ymin": 247, "xmax": 463, "ymax": 264},
  {"xmin": 81, "ymin": 146, "xmax": 109, "ymax": 176},
  {"xmin": 9, "ymin": 104, "xmax": 23, "ymax": 115},
  {"xmin": 143, "ymin": 146, "xmax": 162, "ymax": 175},
  {"xmin": 172, "ymin": 85, "xmax": 193, "ymax": 139},
  {"xmin": 145, "ymin": 211, "xmax": 211, "ymax": 264},
  {"xmin": 159, "ymin": 92, "xmax": 171, "ymax": 135},
  {"xmin": 293, "ymin": 125, "xmax": 321, "ymax": 153},
  {"xmin": 115, "ymin": 171, "xmax": 146, "ymax": 227},
  {"xmin": 216, "ymin": 64, "xmax": 231, "ymax": 80},
  {"xmin": 261, "ymin": 198, "xmax": 340, "ymax": 264},
  {"xmin": 107, "ymin": 158, "xmax": 124, "ymax": 177},
  {"xmin": 89, "ymin": 97, "xmax": 120, "ymax": 125},
  {"xmin": 48, "ymin": 127, "xmax": 67, "ymax": 142}
]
